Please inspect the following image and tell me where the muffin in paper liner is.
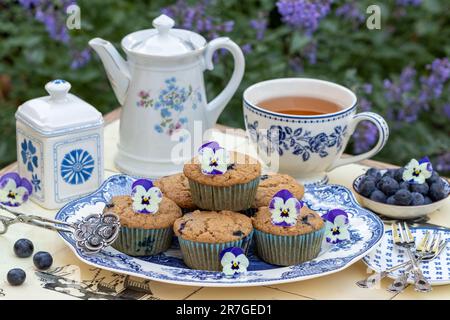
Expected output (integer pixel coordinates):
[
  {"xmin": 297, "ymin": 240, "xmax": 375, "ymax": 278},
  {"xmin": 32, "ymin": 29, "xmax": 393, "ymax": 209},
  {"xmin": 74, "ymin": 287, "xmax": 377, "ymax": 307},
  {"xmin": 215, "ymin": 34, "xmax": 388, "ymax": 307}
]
[
  {"xmin": 111, "ymin": 226, "xmax": 173, "ymax": 256},
  {"xmin": 177, "ymin": 232, "xmax": 254, "ymax": 271}
]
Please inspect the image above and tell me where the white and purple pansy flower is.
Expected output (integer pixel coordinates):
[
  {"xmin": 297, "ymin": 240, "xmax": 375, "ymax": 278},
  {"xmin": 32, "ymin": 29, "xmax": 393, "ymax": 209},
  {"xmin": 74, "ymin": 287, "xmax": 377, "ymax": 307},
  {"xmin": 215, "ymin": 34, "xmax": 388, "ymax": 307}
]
[
  {"xmin": 322, "ymin": 209, "xmax": 350, "ymax": 244},
  {"xmin": 0, "ymin": 172, "xmax": 33, "ymax": 207},
  {"xmin": 269, "ymin": 189, "xmax": 302, "ymax": 227},
  {"xmin": 198, "ymin": 141, "xmax": 229, "ymax": 175},
  {"xmin": 131, "ymin": 179, "xmax": 163, "ymax": 214},
  {"xmin": 402, "ymin": 157, "xmax": 433, "ymax": 184},
  {"xmin": 220, "ymin": 247, "xmax": 249, "ymax": 277}
]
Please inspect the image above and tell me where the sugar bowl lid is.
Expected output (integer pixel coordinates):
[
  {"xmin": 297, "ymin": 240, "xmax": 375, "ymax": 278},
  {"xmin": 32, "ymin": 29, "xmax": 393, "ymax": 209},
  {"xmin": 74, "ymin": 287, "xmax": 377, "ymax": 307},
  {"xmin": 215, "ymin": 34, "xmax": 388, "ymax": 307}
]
[
  {"xmin": 123, "ymin": 14, "xmax": 204, "ymax": 56},
  {"xmin": 16, "ymin": 79, "xmax": 103, "ymax": 135}
]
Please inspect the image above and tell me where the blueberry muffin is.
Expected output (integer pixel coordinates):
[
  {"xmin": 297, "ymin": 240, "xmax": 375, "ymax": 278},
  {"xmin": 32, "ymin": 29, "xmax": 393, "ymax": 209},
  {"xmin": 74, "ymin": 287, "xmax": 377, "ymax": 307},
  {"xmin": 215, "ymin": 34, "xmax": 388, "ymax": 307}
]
[
  {"xmin": 252, "ymin": 205, "xmax": 324, "ymax": 266},
  {"xmin": 173, "ymin": 210, "xmax": 253, "ymax": 270},
  {"xmin": 109, "ymin": 195, "xmax": 181, "ymax": 256},
  {"xmin": 254, "ymin": 173, "xmax": 305, "ymax": 208},
  {"xmin": 184, "ymin": 152, "xmax": 261, "ymax": 211},
  {"xmin": 154, "ymin": 173, "xmax": 197, "ymax": 213}
]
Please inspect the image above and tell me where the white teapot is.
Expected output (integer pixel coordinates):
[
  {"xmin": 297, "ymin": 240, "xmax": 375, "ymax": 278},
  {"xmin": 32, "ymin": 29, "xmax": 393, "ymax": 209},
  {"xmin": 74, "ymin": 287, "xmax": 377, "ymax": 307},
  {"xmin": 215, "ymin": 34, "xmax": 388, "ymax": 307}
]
[{"xmin": 89, "ymin": 14, "xmax": 244, "ymax": 178}]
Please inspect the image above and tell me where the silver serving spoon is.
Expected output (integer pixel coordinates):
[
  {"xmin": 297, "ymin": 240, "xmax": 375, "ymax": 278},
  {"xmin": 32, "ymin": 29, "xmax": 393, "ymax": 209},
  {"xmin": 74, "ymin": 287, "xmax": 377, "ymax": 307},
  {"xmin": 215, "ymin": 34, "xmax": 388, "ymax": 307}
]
[{"xmin": 0, "ymin": 203, "xmax": 120, "ymax": 255}]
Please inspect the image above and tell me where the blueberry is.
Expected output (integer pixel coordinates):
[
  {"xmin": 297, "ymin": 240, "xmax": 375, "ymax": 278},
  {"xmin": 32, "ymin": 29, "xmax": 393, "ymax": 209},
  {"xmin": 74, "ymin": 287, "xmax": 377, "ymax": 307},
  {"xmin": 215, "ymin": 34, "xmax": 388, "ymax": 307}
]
[
  {"xmin": 393, "ymin": 168, "xmax": 405, "ymax": 182},
  {"xmin": 426, "ymin": 171, "xmax": 441, "ymax": 185},
  {"xmin": 377, "ymin": 176, "xmax": 400, "ymax": 196},
  {"xmin": 423, "ymin": 196, "xmax": 433, "ymax": 205},
  {"xmin": 370, "ymin": 189, "xmax": 387, "ymax": 203},
  {"xmin": 7, "ymin": 268, "xmax": 26, "ymax": 286},
  {"xmin": 33, "ymin": 251, "xmax": 53, "ymax": 270},
  {"xmin": 358, "ymin": 179, "xmax": 376, "ymax": 197},
  {"xmin": 366, "ymin": 168, "xmax": 382, "ymax": 180},
  {"xmin": 13, "ymin": 238, "xmax": 34, "ymax": 258},
  {"xmin": 386, "ymin": 196, "xmax": 396, "ymax": 205},
  {"xmin": 410, "ymin": 183, "xmax": 429, "ymax": 196},
  {"xmin": 383, "ymin": 169, "xmax": 395, "ymax": 179},
  {"xmin": 429, "ymin": 182, "xmax": 448, "ymax": 201},
  {"xmin": 393, "ymin": 189, "xmax": 412, "ymax": 206},
  {"xmin": 399, "ymin": 181, "xmax": 410, "ymax": 190},
  {"xmin": 410, "ymin": 192, "xmax": 425, "ymax": 206}
]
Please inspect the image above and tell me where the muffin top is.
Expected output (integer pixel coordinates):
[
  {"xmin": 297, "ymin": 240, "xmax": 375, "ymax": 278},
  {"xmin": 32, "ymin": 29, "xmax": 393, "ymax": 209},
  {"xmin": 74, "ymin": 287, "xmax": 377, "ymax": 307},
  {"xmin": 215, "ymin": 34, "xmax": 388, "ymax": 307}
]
[
  {"xmin": 154, "ymin": 173, "xmax": 196, "ymax": 209},
  {"xmin": 254, "ymin": 173, "xmax": 305, "ymax": 207},
  {"xmin": 252, "ymin": 205, "xmax": 324, "ymax": 236},
  {"xmin": 107, "ymin": 195, "xmax": 181, "ymax": 229},
  {"xmin": 183, "ymin": 152, "xmax": 261, "ymax": 187},
  {"xmin": 173, "ymin": 210, "xmax": 253, "ymax": 243}
]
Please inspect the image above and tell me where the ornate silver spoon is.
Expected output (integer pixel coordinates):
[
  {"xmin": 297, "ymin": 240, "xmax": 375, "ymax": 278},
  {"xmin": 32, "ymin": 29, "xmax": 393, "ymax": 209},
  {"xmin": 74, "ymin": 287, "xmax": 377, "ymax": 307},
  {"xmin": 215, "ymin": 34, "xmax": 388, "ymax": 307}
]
[{"xmin": 0, "ymin": 203, "xmax": 120, "ymax": 255}]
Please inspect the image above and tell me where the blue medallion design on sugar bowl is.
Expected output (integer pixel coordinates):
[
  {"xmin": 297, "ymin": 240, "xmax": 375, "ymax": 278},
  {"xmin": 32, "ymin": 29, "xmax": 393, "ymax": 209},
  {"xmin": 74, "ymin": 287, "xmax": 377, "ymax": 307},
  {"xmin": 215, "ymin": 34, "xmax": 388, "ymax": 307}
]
[{"xmin": 15, "ymin": 79, "xmax": 104, "ymax": 209}]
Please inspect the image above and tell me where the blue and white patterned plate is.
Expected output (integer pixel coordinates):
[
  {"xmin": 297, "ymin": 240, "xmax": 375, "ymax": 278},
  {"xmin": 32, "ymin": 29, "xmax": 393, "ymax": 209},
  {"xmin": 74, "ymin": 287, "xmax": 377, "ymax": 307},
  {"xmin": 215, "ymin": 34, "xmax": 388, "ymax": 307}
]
[
  {"xmin": 56, "ymin": 174, "xmax": 384, "ymax": 287},
  {"xmin": 363, "ymin": 227, "xmax": 450, "ymax": 285}
]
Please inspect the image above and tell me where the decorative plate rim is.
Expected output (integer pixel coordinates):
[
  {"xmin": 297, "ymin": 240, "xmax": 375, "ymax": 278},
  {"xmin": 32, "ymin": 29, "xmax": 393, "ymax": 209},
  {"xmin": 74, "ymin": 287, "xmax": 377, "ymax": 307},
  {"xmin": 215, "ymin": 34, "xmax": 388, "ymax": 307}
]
[{"xmin": 56, "ymin": 174, "xmax": 385, "ymax": 287}]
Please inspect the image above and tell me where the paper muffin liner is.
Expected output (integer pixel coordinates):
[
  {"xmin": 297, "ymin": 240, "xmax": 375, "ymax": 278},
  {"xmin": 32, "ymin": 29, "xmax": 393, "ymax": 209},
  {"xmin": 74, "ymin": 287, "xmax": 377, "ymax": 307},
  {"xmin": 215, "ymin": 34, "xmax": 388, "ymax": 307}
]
[
  {"xmin": 188, "ymin": 177, "xmax": 260, "ymax": 211},
  {"xmin": 254, "ymin": 227, "xmax": 325, "ymax": 266},
  {"xmin": 177, "ymin": 231, "xmax": 254, "ymax": 271},
  {"xmin": 111, "ymin": 226, "xmax": 173, "ymax": 257}
]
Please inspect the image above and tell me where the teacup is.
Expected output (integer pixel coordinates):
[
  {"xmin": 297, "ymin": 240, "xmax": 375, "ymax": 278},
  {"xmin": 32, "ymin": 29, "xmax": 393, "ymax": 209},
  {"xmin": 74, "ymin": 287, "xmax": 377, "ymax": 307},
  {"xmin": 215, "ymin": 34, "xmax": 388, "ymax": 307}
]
[{"xmin": 243, "ymin": 78, "xmax": 389, "ymax": 184}]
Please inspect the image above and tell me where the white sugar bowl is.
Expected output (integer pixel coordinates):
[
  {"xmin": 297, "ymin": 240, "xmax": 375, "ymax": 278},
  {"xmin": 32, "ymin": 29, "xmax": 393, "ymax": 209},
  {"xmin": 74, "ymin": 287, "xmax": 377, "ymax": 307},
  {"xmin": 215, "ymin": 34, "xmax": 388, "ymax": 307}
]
[{"xmin": 15, "ymin": 79, "xmax": 104, "ymax": 209}]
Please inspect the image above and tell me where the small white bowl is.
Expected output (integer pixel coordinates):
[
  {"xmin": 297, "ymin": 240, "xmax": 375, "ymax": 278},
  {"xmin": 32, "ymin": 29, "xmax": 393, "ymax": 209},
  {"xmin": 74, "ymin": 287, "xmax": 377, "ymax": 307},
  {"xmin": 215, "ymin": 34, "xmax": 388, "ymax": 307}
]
[{"xmin": 353, "ymin": 173, "xmax": 449, "ymax": 219}]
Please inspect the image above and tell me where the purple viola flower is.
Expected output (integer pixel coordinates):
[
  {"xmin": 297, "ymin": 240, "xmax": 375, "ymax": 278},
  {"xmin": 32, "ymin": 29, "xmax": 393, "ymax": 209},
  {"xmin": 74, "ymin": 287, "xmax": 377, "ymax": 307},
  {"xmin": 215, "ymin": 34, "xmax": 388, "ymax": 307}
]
[
  {"xmin": 403, "ymin": 157, "xmax": 433, "ymax": 184},
  {"xmin": 131, "ymin": 179, "xmax": 162, "ymax": 214},
  {"xmin": 269, "ymin": 189, "xmax": 302, "ymax": 227},
  {"xmin": 220, "ymin": 247, "xmax": 249, "ymax": 277},
  {"xmin": 322, "ymin": 209, "xmax": 350, "ymax": 244},
  {"xmin": 198, "ymin": 141, "xmax": 229, "ymax": 175},
  {"xmin": 0, "ymin": 173, "xmax": 33, "ymax": 207}
]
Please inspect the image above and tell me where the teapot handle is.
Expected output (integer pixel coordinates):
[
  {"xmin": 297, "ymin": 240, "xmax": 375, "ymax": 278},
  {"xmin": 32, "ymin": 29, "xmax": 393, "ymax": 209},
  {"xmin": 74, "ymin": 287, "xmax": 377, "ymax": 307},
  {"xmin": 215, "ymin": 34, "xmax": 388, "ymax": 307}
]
[{"xmin": 203, "ymin": 37, "xmax": 245, "ymax": 128}]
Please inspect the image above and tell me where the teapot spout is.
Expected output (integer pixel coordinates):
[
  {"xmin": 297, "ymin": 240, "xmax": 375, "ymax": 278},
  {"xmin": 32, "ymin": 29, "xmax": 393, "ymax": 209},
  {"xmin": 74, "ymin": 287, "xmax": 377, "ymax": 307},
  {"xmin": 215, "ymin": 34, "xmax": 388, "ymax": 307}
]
[{"xmin": 89, "ymin": 38, "xmax": 131, "ymax": 105}]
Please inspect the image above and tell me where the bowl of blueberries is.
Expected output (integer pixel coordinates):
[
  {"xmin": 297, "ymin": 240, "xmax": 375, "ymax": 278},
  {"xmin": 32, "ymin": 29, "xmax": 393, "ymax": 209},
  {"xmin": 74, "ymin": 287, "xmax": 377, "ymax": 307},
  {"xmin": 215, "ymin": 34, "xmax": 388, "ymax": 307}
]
[{"xmin": 353, "ymin": 158, "xmax": 449, "ymax": 219}]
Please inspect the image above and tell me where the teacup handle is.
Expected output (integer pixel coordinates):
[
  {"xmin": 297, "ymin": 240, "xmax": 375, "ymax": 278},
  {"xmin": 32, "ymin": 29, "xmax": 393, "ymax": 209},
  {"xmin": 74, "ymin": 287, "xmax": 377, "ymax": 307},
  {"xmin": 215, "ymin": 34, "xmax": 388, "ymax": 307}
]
[
  {"xmin": 328, "ymin": 112, "xmax": 389, "ymax": 171},
  {"xmin": 203, "ymin": 37, "xmax": 245, "ymax": 128}
]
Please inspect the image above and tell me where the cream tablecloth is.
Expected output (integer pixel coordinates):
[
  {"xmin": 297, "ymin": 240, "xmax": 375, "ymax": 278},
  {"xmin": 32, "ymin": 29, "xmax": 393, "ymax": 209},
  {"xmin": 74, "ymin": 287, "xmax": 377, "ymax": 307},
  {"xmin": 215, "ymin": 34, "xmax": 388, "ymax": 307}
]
[{"xmin": 1, "ymin": 120, "xmax": 449, "ymax": 300}]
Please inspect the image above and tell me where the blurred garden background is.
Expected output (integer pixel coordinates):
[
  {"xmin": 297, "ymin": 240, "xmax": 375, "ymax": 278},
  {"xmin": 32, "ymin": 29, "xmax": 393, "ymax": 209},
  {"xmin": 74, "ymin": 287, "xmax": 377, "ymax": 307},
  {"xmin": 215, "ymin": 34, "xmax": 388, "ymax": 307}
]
[{"xmin": 0, "ymin": 0, "xmax": 449, "ymax": 174}]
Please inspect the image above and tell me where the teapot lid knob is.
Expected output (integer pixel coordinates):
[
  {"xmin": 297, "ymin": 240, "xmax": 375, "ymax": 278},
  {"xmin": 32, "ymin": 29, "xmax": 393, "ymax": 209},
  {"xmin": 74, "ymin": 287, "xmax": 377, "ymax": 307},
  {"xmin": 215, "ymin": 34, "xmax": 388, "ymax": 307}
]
[
  {"xmin": 45, "ymin": 79, "xmax": 71, "ymax": 101},
  {"xmin": 153, "ymin": 14, "xmax": 175, "ymax": 36}
]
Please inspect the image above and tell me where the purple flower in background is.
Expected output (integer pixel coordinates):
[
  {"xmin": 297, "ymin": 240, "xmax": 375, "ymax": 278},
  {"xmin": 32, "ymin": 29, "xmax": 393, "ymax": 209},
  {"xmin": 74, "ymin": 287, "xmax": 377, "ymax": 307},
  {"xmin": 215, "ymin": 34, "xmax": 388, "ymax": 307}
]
[
  {"xmin": 241, "ymin": 43, "xmax": 252, "ymax": 54},
  {"xmin": 335, "ymin": 1, "xmax": 365, "ymax": 26},
  {"xmin": 250, "ymin": 16, "xmax": 267, "ymax": 40},
  {"xmin": 162, "ymin": 0, "xmax": 234, "ymax": 40},
  {"xmin": 435, "ymin": 152, "xmax": 450, "ymax": 173},
  {"xmin": 70, "ymin": 48, "xmax": 91, "ymax": 69},
  {"xmin": 443, "ymin": 104, "xmax": 450, "ymax": 119},
  {"xmin": 276, "ymin": 0, "xmax": 332, "ymax": 36},
  {"xmin": 396, "ymin": 0, "xmax": 421, "ymax": 6},
  {"xmin": 352, "ymin": 121, "xmax": 378, "ymax": 154},
  {"xmin": 419, "ymin": 58, "xmax": 450, "ymax": 105}
]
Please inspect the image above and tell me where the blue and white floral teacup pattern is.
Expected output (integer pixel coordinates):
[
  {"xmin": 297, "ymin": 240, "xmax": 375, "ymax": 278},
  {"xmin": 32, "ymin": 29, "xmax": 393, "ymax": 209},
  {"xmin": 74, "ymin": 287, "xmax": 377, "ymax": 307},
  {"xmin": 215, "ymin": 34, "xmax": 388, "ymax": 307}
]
[
  {"xmin": 131, "ymin": 179, "xmax": 163, "ymax": 214},
  {"xmin": 198, "ymin": 141, "xmax": 229, "ymax": 175},
  {"xmin": 0, "ymin": 172, "xmax": 32, "ymax": 207},
  {"xmin": 243, "ymin": 78, "xmax": 389, "ymax": 185},
  {"xmin": 402, "ymin": 157, "xmax": 433, "ymax": 184},
  {"xmin": 220, "ymin": 247, "xmax": 249, "ymax": 277},
  {"xmin": 269, "ymin": 189, "xmax": 302, "ymax": 227}
]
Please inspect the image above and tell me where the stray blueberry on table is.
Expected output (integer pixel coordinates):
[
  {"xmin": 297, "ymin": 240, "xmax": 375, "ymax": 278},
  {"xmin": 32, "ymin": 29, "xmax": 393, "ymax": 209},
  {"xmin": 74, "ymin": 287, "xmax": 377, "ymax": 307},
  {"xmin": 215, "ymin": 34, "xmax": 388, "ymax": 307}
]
[
  {"xmin": 13, "ymin": 238, "xmax": 34, "ymax": 258},
  {"xmin": 33, "ymin": 251, "xmax": 53, "ymax": 270},
  {"xmin": 386, "ymin": 196, "xmax": 396, "ymax": 205},
  {"xmin": 410, "ymin": 183, "xmax": 429, "ymax": 196},
  {"xmin": 426, "ymin": 171, "xmax": 441, "ymax": 185},
  {"xmin": 398, "ymin": 181, "xmax": 410, "ymax": 190},
  {"xmin": 429, "ymin": 182, "xmax": 448, "ymax": 201},
  {"xmin": 393, "ymin": 189, "xmax": 412, "ymax": 206},
  {"xmin": 393, "ymin": 168, "xmax": 404, "ymax": 182},
  {"xmin": 410, "ymin": 192, "xmax": 425, "ymax": 206},
  {"xmin": 377, "ymin": 176, "xmax": 399, "ymax": 196},
  {"xmin": 7, "ymin": 268, "xmax": 26, "ymax": 286},
  {"xmin": 370, "ymin": 189, "xmax": 387, "ymax": 203},
  {"xmin": 358, "ymin": 179, "xmax": 376, "ymax": 197}
]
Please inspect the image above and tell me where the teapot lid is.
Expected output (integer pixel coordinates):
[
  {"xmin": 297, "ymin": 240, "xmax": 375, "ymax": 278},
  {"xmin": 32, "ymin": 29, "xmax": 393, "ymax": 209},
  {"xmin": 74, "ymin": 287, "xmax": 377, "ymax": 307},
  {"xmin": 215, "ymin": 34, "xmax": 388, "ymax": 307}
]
[
  {"xmin": 130, "ymin": 14, "xmax": 198, "ymax": 56},
  {"xmin": 15, "ymin": 79, "xmax": 103, "ymax": 135}
]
